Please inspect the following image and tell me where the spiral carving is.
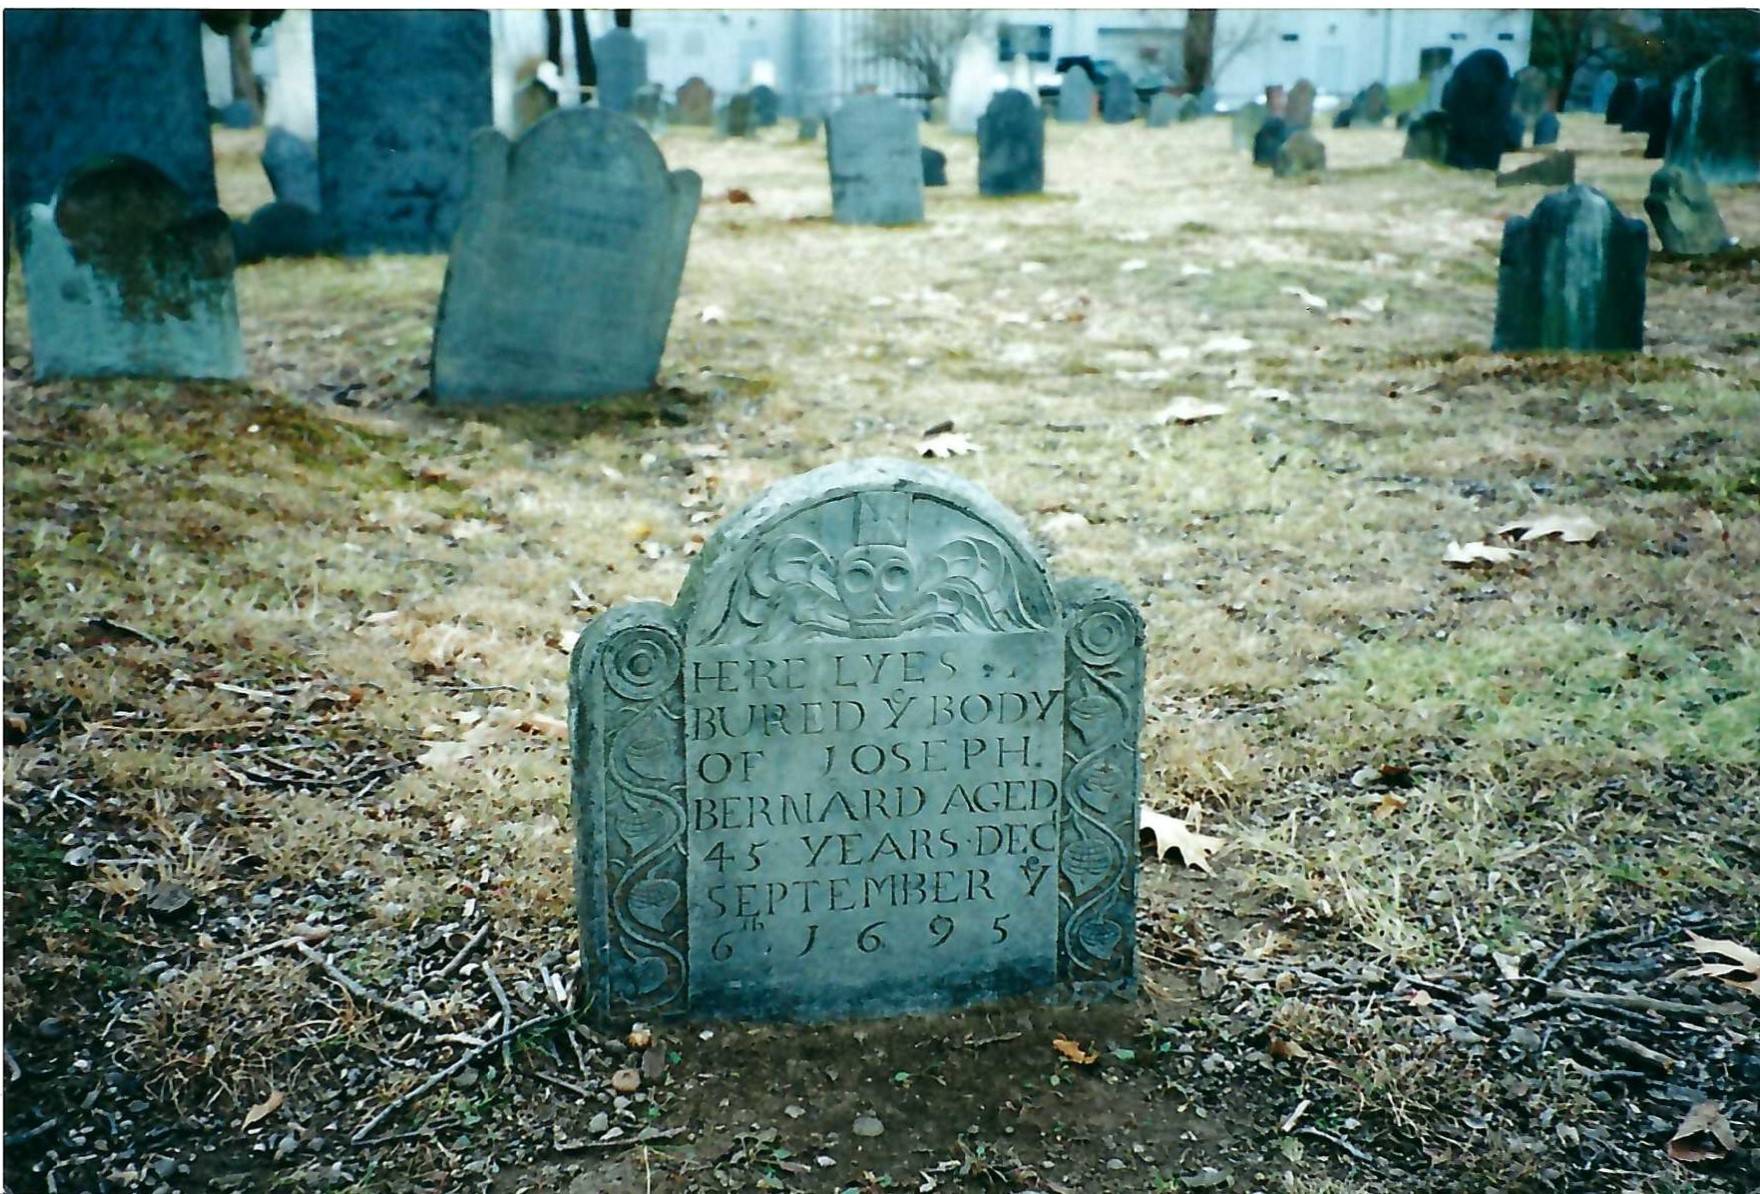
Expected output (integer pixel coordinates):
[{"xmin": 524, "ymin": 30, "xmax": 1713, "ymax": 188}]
[
  {"xmin": 606, "ymin": 626, "xmax": 682, "ymax": 702},
  {"xmin": 1070, "ymin": 600, "xmax": 1133, "ymax": 666}
]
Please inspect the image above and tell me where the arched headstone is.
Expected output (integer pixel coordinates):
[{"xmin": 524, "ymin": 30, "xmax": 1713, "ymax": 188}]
[
  {"xmin": 1100, "ymin": 70, "xmax": 1136, "ymax": 123},
  {"xmin": 1285, "ymin": 79, "xmax": 1316, "ymax": 129},
  {"xmin": 979, "ymin": 90, "xmax": 1044, "ymax": 196},
  {"xmin": 1494, "ymin": 185, "xmax": 1647, "ymax": 353},
  {"xmin": 1252, "ymin": 116, "xmax": 1290, "ymax": 167},
  {"xmin": 1442, "ymin": 49, "xmax": 1513, "ymax": 170},
  {"xmin": 570, "ymin": 459, "xmax": 1145, "ymax": 1025},
  {"xmin": 1057, "ymin": 70, "xmax": 1095, "ymax": 123},
  {"xmin": 1665, "ymin": 52, "xmax": 1760, "ymax": 186},
  {"xmin": 676, "ymin": 77, "xmax": 715, "ymax": 126},
  {"xmin": 827, "ymin": 96, "xmax": 924, "ymax": 226},
  {"xmin": 595, "ymin": 27, "xmax": 649, "ymax": 114}
]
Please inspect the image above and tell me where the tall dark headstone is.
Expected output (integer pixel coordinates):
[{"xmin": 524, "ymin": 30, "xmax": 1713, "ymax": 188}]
[
  {"xmin": 1634, "ymin": 82, "xmax": 1673, "ymax": 159},
  {"xmin": 1605, "ymin": 77, "xmax": 1637, "ymax": 125},
  {"xmin": 262, "ymin": 128, "xmax": 321, "ymax": 210},
  {"xmin": 748, "ymin": 84, "xmax": 781, "ymax": 128},
  {"xmin": 1101, "ymin": 69, "xmax": 1136, "ymax": 123},
  {"xmin": 1285, "ymin": 79, "xmax": 1316, "ymax": 129},
  {"xmin": 1494, "ymin": 185, "xmax": 1647, "ymax": 354},
  {"xmin": 1442, "ymin": 49, "xmax": 1513, "ymax": 171},
  {"xmin": 1357, "ymin": 82, "xmax": 1390, "ymax": 125},
  {"xmin": 431, "ymin": 110, "xmax": 700, "ymax": 405},
  {"xmin": 1591, "ymin": 70, "xmax": 1619, "ymax": 115},
  {"xmin": 3, "ymin": 10, "xmax": 215, "ymax": 218},
  {"xmin": 1057, "ymin": 69, "xmax": 1095, "ymax": 123},
  {"xmin": 920, "ymin": 146, "xmax": 948, "ymax": 187},
  {"xmin": 827, "ymin": 95, "xmax": 924, "ymax": 226},
  {"xmin": 1645, "ymin": 165, "xmax": 1733, "ymax": 255},
  {"xmin": 233, "ymin": 201, "xmax": 337, "ymax": 264},
  {"xmin": 1252, "ymin": 116, "xmax": 1290, "ymax": 168},
  {"xmin": 1619, "ymin": 78, "xmax": 1654, "ymax": 132},
  {"xmin": 1666, "ymin": 52, "xmax": 1760, "ymax": 186},
  {"xmin": 1418, "ymin": 46, "xmax": 1454, "ymax": 78},
  {"xmin": 676, "ymin": 77, "xmax": 715, "ymax": 126},
  {"xmin": 594, "ymin": 27, "xmax": 648, "ymax": 114},
  {"xmin": 978, "ymin": 89, "xmax": 1044, "ymax": 197},
  {"xmin": 570, "ymin": 459, "xmax": 1145, "ymax": 1026},
  {"xmin": 313, "ymin": 10, "xmax": 492, "ymax": 255},
  {"xmin": 718, "ymin": 93, "xmax": 754, "ymax": 138},
  {"xmin": 1510, "ymin": 65, "xmax": 1550, "ymax": 134},
  {"xmin": 1402, "ymin": 111, "xmax": 1451, "ymax": 164},
  {"xmin": 18, "ymin": 156, "xmax": 243, "ymax": 380}
]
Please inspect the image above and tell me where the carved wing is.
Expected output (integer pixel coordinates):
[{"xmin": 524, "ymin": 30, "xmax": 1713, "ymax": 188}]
[
  {"xmin": 918, "ymin": 535, "xmax": 1045, "ymax": 633},
  {"xmin": 732, "ymin": 533, "xmax": 848, "ymax": 641}
]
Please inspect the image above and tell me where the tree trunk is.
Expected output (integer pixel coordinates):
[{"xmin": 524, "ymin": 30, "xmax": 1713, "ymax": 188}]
[
  {"xmin": 1183, "ymin": 9, "xmax": 1217, "ymax": 92},
  {"xmin": 614, "ymin": 10, "xmax": 632, "ymax": 30},
  {"xmin": 570, "ymin": 10, "xmax": 595, "ymax": 94},
  {"xmin": 544, "ymin": 9, "xmax": 563, "ymax": 71},
  {"xmin": 228, "ymin": 23, "xmax": 262, "ymax": 120}
]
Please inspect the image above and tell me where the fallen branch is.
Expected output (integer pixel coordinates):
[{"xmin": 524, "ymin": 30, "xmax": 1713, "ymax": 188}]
[
  {"xmin": 293, "ymin": 941, "xmax": 429, "ymax": 1027},
  {"xmin": 437, "ymin": 924, "xmax": 491, "ymax": 980},
  {"xmin": 483, "ymin": 962, "xmax": 515, "ymax": 1076},
  {"xmin": 1279, "ymin": 1098, "xmax": 1311, "ymax": 1134},
  {"xmin": 352, "ymin": 1012, "xmax": 564, "ymax": 1144},
  {"xmin": 1545, "ymin": 986, "xmax": 1719, "ymax": 1019},
  {"xmin": 1537, "ymin": 927, "xmax": 1637, "ymax": 981},
  {"xmin": 86, "ymin": 616, "xmax": 168, "ymax": 649},
  {"xmin": 1606, "ymin": 1034, "xmax": 1678, "ymax": 1073},
  {"xmin": 554, "ymin": 1126, "xmax": 686, "ymax": 1153},
  {"xmin": 1298, "ymin": 1125, "xmax": 1379, "ymax": 1167}
]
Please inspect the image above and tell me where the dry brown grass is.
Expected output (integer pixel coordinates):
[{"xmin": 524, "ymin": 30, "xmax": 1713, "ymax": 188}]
[{"xmin": 5, "ymin": 113, "xmax": 1757, "ymax": 1191}]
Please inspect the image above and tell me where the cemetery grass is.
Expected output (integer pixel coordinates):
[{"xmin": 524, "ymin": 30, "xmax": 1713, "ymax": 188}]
[{"xmin": 4, "ymin": 117, "xmax": 1758, "ymax": 1193}]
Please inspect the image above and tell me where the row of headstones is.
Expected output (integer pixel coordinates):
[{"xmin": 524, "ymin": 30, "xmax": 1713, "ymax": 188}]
[{"xmin": 1051, "ymin": 68, "xmax": 1208, "ymax": 126}]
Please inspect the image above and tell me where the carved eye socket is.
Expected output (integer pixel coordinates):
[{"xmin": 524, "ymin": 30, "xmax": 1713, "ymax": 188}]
[
  {"xmin": 881, "ymin": 562, "xmax": 911, "ymax": 592},
  {"xmin": 843, "ymin": 561, "xmax": 875, "ymax": 592}
]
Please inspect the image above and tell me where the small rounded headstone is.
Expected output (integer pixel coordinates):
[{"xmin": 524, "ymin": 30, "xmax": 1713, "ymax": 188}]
[{"xmin": 1533, "ymin": 112, "xmax": 1560, "ymax": 147}]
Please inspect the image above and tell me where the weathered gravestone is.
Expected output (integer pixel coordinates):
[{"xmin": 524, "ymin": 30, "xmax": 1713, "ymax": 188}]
[
  {"xmin": 313, "ymin": 10, "xmax": 491, "ymax": 254},
  {"xmin": 1591, "ymin": 70, "xmax": 1619, "ymax": 115},
  {"xmin": 1645, "ymin": 164, "xmax": 1733, "ymax": 255},
  {"xmin": 570, "ymin": 459, "xmax": 1145, "ymax": 1025},
  {"xmin": 1496, "ymin": 150, "xmax": 1575, "ymax": 189},
  {"xmin": 1402, "ymin": 111, "xmax": 1451, "ymax": 164},
  {"xmin": 1101, "ymin": 69, "xmax": 1136, "ymax": 124},
  {"xmin": 262, "ymin": 127, "xmax": 321, "ymax": 210},
  {"xmin": 630, "ymin": 83, "xmax": 668, "ymax": 136},
  {"xmin": 1231, "ymin": 102, "xmax": 1268, "ymax": 151},
  {"xmin": 430, "ymin": 110, "xmax": 700, "ymax": 405},
  {"xmin": 1443, "ymin": 49, "xmax": 1513, "ymax": 170},
  {"xmin": 749, "ymin": 84, "xmax": 781, "ymax": 129},
  {"xmin": 921, "ymin": 147, "xmax": 948, "ymax": 188},
  {"xmin": 1510, "ymin": 65, "xmax": 1550, "ymax": 136},
  {"xmin": 1666, "ymin": 52, "xmax": 1760, "ymax": 186},
  {"xmin": 19, "ymin": 156, "xmax": 244, "ymax": 380},
  {"xmin": 1424, "ymin": 65, "xmax": 1455, "ymax": 116},
  {"xmin": 1146, "ymin": 93, "xmax": 1177, "ymax": 129},
  {"xmin": 1533, "ymin": 112, "xmax": 1560, "ymax": 147},
  {"xmin": 1493, "ymin": 185, "xmax": 1646, "ymax": 354},
  {"xmin": 1619, "ymin": 79, "xmax": 1655, "ymax": 132},
  {"xmin": 1057, "ymin": 69, "xmax": 1095, "ymax": 123},
  {"xmin": 1355, "ymin": 82, "xmax": 1390, "ymax": 126},
  {"xmin": 1605, "ymin": 77, "xmax": 1638, "ymax": 126},
  {"xmin": 1252, "ymin": 116, "xmax": 1290, "ymax": 168},
  {"xmin": 1264, "ymin": 84, "xmax": 1287, "ymax": 117},
  {"xmin": 233, "ymin": 200, "xmax": 337, "ymax": 263},
  {"xmin": 798, "ymin": 116, "xmax": 822, "ymax": 142},
  {"xmin": 978, "ymin": 90, "xmax": 1044, "ymax": 197},
  {"xmin": 1285, "ymin": 79, "xmax": 1316, "ymax": 129},
  {"xmin": 595, "ymin": 27, "xmax": 648, "ymax": 115},
  {"xmin": 4, "ymin": 10, "xmax": 216, "ymax": 218},
  {"xmin": 676, "ymin": 77, "xmax": 715, "ymax": 126},
  {"xmin": 1634, "ymin": 82, "xmax": 1673, "ymax": 159},
  {"xmin": 718, "ymin": 94, "xmax": 755, "ymax": 139},
  {"xmin": 1274, "ymin": 130, "xmax": 1326, "ymax": 180},
  {"xmin": 827, "ymin": 96, "xmax": 924, "ymax": 226},
  {"xmin": 1177, "ymin": 94, "xmax": 1202, "ymax": 123},
  {"xmin": 1565, "ymin": 64, "xmax": 1600, "ymax": 112}
]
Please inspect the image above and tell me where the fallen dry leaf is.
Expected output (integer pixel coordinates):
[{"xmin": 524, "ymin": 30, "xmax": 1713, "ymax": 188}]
[
  {"xmin": 1667, "ymin": 1100, "xmax": 1739, "ymax": 1163},
  {"xmin": 1268, "ymin": 1036, "xmax": 1311, "ymax": 1061},
  {"xmin": 1676, "ymin": 930, "xmax": 1760, "ymax": 996},
  {"xmin": 1443, "ymin": 540, "xmax": 1526, "ymax": 567},
  {"xmin": 242, "ymin": 1089, "xmax": 284, "ymax": 1129},
  {"xmin": 1041, "ymin": 511, "xmax": 1091, "ymax": 536},
  {"xmin": 1372, "ymin": 792, "xmax": 1408, "ymax": 820},
  {"xmin": 519, "ymin": 713, "xmax": 568, "ymax": 739},
  {"xmin": 1140, "ymin": 807, "xmax": 1225, "ymax": 874},
  {"xmin": 917, "ymin": 431, "xmax": 980, "ymax": 458},
  {"xmin": 1492, "ymin": 951, "xmax": 1524, "ymax": 982},
  {"xmin": 1052, "ymin": 1037, "xmax": 1097, "ymax": 1065},
  {"xmin": 699, "ymin": 304, "xmax": 727, "ymax": 324},
  {"xmin": 1494, "ymin": 512, "xmax": 1603, "ymax": 543},
  {"xmin": 1154, "ymin": 397, "xmax": 1228, "ymax": 425}
]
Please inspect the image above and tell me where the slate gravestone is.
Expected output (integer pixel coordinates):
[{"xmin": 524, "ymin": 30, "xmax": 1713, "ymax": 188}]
[
  {"xmin": 1605, "ymin": 78, "xmax": 1637, "ymax": 127},
  {"xmin": 718, "ymin": 94, "xmax": 755, "ymax": 139},
  {"xmin": 4, "ymin": 10, "xmax": 216, "ymax": 218},
  {"xmin": 595, "ymin": 27, "xmax": 648, "ymax": 115},
  {"xmin": 1146, "ymin": 93, "xmax": 1177, "ymax": 129},
  {"xmin": 677, "ymin": 77, "xmax": 715, "ymax": 126},
  {"xmin": 313, "ymin": 10, "xmax": 491, "ymax": 255},
  {"xmin": 1496, "ymin": 150, "xmax": 1575, "ymax": 189},
  {"xmin": 1591, "ymin": 70, "xmax": 1619, "ymax": 115},
  {"xmin": 1285, "ymin": 79, "xmax": 1316, "ymax": 129},
  {"xmin": 1101, "ymin": 70, "xmax": 1136, "ymax": 124},
  {"xmin": 978, "ymin": 90, "xmax": 1044, "ymax": 197},
  {"xmin": 233, "ymin": 200, "xmax": 337, "ymax": 263},
  {"xmin": 1231, "ymin": 102, "xmax": 1268, "ymax": 151},
  {"xmin": 1057, "ymin": 70, "xmax": 1095, "ymax": 123},
  {"xmin": 921, "ymin": 147, "xmax": 948, "ymax": 188},
  {"xmin": 1252, "ymin": 117, "xmax": 1290, "ymax": 168},
  {"xmin": 262, "ymin": 128, "xmax": 321, "ymax": 210},
  {"xmin": 1533, "ymin": 113, "xmax": 1560, "ymax": 147},
  {"xmin": 1264, "ymin": 84, "xmax": 1287, "ymax": 117},
  {"xmin": 1494, "ymin": 185, "xmax": 1646, "ymax": 354},
  {"xmin": 1443, "ymin": 49, "xmax": 1513, "ymax": 171},
  {"xmin": 1274, "ymin": 130, "xmax": 1325, "ymax": 180},
  {"xmin": 1357, "ymin": 82, "xmax": 1390, "ymax": 125},
  {"xmin": 431, "ymin": 110, "xmax": 700, "ymax": 405},
  {"xmin": 1177, "ymin": 94, "xmax": 1202, "ymax": 122},
  {"xmin": 1504, "ymin": 112, "xmax": 1527, "ymax": 152},
  {"xmin": 219, "ymin": 100, "xmax": 257, "ymax": 130},
  {"xmin": 1403, "ymin": 111, "xmax": 1450, "ymax": 164},
  {"xmin": 1634, "ymin": 82, "xmax": 1672, "ymax": 159},
  {"xmin": 1666, "ymin": 53, "xmax": 1760, "ymax": 186},
  {"xmin": 19, "ymin": 156, "xmax": 244, "ymax": 380},
  {"xmin": 1619, "ymin": 79, "xmax": 1654, "ymax": 133},
  {"xmin": 799, "ymin": 116, "xmax": 822, "ymax": 142},
  {"xmin": 749, "ymin": 84, "xmax": 781, "ymax": 129},
  {"xmin": 570, "ymin": 459, "xmax": 1145, "ymax": 1026},
  {"xmin": 1645, "ymin": 164, "xmax": 1733, "ymax": 255},
  {"xmin": 630, "ymin": 84, "xmax": 668, "ymax": 135},
  {"xmin": 1510, "ymin": 65, "xmax": 1550, "ymax": 134},
  {"xmin": 827, "ymin": 96, "xmax": 924, "ymax": 226},
  {"xmin": 1419, "ymin": 47, "xmax": 1454, "ymax": 78},
  {"xmin": 1565, "ymin": 64, "xmax": 1599, "ymax": 111}
]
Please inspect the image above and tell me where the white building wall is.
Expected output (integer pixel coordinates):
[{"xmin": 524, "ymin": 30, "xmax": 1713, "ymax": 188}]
[{"xmin": 260, "ymin": 10, "xmax": 317, "ymax": 141}]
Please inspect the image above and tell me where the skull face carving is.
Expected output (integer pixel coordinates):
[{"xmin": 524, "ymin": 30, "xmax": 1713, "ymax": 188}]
[{"xmin": 837, "ymin": 544, "xmax": 915, "ymax": 628}]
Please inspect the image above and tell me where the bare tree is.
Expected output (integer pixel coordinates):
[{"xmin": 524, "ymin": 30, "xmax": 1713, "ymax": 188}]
[
  {"xmin": 1182, "ymin": 9, "xmax": 1271, "ymax": 91},
  {"xmin": 856, "ymin": 10, "xmax": 988, "ymax": 99}
]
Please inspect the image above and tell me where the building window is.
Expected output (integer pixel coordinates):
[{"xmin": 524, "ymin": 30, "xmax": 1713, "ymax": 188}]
[
  {"xmin": 1281, "ymin": 32, "xmax": 1300, "ymax": 42},
  {"xmin": 1496, "ymin": 32, "xmax": 1515, "ymax": 41},
  {"xmin": 1448, "ymin": 32, "xmax": 1467, "ymax": 41}
]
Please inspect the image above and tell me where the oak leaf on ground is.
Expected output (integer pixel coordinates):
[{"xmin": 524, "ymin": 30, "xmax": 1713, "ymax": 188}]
[{"xmin": 1140, "ymin": 807, "xmax": 1225, "ymax": 874}]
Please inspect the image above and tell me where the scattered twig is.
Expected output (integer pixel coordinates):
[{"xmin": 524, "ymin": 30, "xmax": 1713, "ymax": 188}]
[
  {"xmin": 1537, "ymin": 927, "xmax": 1638, "ymax": 981},
  {"xmin": 86, "ymin": 616, "xmax": 168, "ymax": 649},
  {"xmin": 534, "ymin": 1070, "xmax": 593, "ymax": 1098},
  {"xmin": 1298, "ymin": 1126, "xmax": 1379, "ymax": 1167},
  {"xmin": 4, "ymin": 1116, "xmax": 60, "ymax": 1146},
  {"xmin": 554, "ymin": 1126, "xmax": 686, "ymax": 1153},
  {"xmin": 437, "ymin": 924, "xmax": 491, "ymax": 980},
  {"xmin": 292, "ymin": 941, "xmax": 429, "ymax": 1026},
  {"xmin": 483, "ymin": 962, "xmax": 515, "ymax": 1076},
  {"xmin": 1545, "ymin": 986, "xmax": 1718, "ymax": 1019},
  {"xmin": 227, "ymin": 927, "xmax": 334, "ymax": 965},
  {"xmin": 1279, "ymin": 1098, "xmax": 1311, "ymax": 1134},
  {"xmin": 351, "ymin": 1012, "xmax": 564, "ymax": 1144},
  {"xmin": 1605, "ymin": 1035, "xmax": 1678, "ymax": 1073},
  {"xmin": 964, "ymin": 1032, "xmax": 1023, "ymax": 1049}
]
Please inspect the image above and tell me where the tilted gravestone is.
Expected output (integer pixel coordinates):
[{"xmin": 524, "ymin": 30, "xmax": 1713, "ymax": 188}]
[
  {"xmin": 19, "ymin": 156, "xmax": 244, "ymax": 380},
  {"xmin": 1146, "ymin": 93, "xmax": 1177, "ymax": 129},
  {"xmin": 1645, "ymin": 164, "xmax": 1733, "ymax": 255},
  {"xmin": 1564, "ymin": 64, "xmax": 1599, "ymax": 112},
  {"xmin": 1442, "ymin": 49, "xmax": 1513, "ymax": 171},
  {"xmin": 1666, "ymin": 52, "xmax": 1760, "ymax": 186},
  {"xmin": 1356, "ymin": 82, "xmax": 1390, "ymax": 125},
  {"xmin": 1591, "ymin": 70, "xmax": 1619, "ymax": 115},
  {"xmin": 1057, "ymin": 70, "xmax": 1095, "ymax": 123},
  {"xmin": 827, "ymin": 95, "xmax": 924, "ymax": 226},
  {"xmin": 978, "ymin": 90, "xmax": 1044, "ymax": 197},
  {"xmin": 1264, "ymin": 84, "xmax": 1287, "ymax": 117},
  {"xmin": 676, "ymin": 77, "xmax": 715, "ymax": 126},
  {"xmin": 1494, "ymin": 185, "xmax": 1646, "ymax": 354},
  {"xmin": 594, "ymin": 27, "xmax": 648, "ymax": 115},
  {"xmin": 1252, "ymin": 116, "xmax": 1290, "ymax": 168},
  {"xmin": 570, "ymin": 459, "xmax": 1145, "ymax": 1026},
  {"xmin": 1177, "ymin": 94, "xmax": 1202, "ymax": 122},
  {"xmin": 1533, "ymin": 112, "xmax": 1560, "ymax": 147},
  {"xmin": 1273, "ymin": 130, "xmax": 1325, "ymax": 180},
  {"xmin": 1496, "ymin": 150, "xmax": 1575, "ymax": 189},
  {"xmin": 262, "ymin": 127, "xmax": 321, "ymax": 210},
  {"xmin": 921, "ymin": 146, "xmax": 948, "ymax": 188},
  {"xmin": 4, "ymin": 10, "xmax": 215, "ymax": 219},
  {"xmin": 749, "ymin": 84, "xmax": 781, "ymax": 128},
  {"xmin": 1402, "ymin": 111, "xmax": 1451, "ymax": 164},
  {"xmin": 1101, "ymin": 70, "xmax": 1136, "ymax": 124},
  {"xmin": 1285, "ymin": 79, "xmax": 1316, "ymax": 129},
  {"xmin": 1231, "ymin": 102, "xmax": 1268, "ymax": 151},
  {"xmin": 430, "ymin": 110, "xmax": 700, "ymax": 405},
  {"xmin": 313, "ymin": 10, "xmax": 491, "ymax": 254}
]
